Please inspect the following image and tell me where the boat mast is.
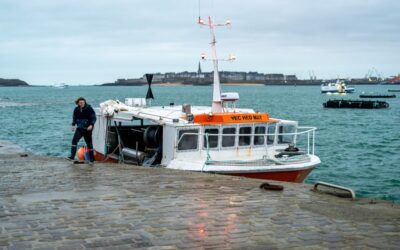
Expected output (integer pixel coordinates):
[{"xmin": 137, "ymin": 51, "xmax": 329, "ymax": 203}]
[
  {"xmin": 208, "ymin": 16, "xmax": 222, "ymax": 113},
  {"xmin": 199, "ymin": 15, "xmax": 232, "ymax": 113}
]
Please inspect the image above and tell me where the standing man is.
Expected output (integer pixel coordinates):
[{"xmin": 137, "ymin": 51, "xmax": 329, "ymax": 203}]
[{"xmin": 68, "ymin": 97, "xmax": 97, "ymax": 163}]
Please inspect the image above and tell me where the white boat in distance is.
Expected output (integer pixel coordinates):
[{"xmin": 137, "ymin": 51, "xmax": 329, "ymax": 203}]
[
  {"xmin": 53, "ymin": 83, "xmax": 68, "ymax": 89},
  {"xmin": 321, "ymin": 80, "xmax": 355, "ymax": 94},
  {"xmin": 91, "ymin": 15, "xmax": 321, "ymax": 183}
]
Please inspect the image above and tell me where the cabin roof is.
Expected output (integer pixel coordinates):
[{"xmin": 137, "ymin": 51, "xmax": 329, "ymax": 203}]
[{"xmin": 96, "ymin": 103, "xmax": 282, "ymax": 126}]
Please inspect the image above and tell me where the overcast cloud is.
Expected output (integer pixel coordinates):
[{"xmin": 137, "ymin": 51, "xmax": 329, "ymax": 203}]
[{"xmin": 0, "ymin": 0, "xmax": 399, "ymax": 85}]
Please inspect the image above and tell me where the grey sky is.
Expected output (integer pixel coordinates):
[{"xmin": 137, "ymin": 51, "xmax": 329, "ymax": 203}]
[{"xmin": 0, "ymin": 0, "xmax": 399, "ymax": 85}]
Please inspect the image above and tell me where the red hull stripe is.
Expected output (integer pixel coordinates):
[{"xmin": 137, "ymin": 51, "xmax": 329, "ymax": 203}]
[{"xmin": 227, "ymin": 168, "xmax": 313, "ymax": 183}]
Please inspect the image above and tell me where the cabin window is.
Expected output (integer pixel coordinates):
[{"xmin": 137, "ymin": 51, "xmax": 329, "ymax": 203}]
[
  {"xmin": 203, "ymin": 127, "xmax": 219, "ymax": 149},
  {"xmin": 278, "ymin": 125, "xmax": 296, "ymax": 144},
  {"xmin": 177, "ymin": 129, "xmax": 199, "ymax": 151},
  {"xmin": 239, "ymin": 126, "xmax": 252, "ymax": 146},
  {"xmin": 267, "ymin": 124, "xmax": 276, "ymax": 144},
  {"xmin": 254, "ymin": 126, "xmax": 266, "ymax": 146},
  {"xmin": 222, "ymin": 127, "xmax": 236, "ymax": 147}
]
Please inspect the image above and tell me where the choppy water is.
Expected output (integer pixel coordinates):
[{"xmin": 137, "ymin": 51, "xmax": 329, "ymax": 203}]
[{"xmin": 1, "ymin": 85, "xmax": 399, "ymax": 202}]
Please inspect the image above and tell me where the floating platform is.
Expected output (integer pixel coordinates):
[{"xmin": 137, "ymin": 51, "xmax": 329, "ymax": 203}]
[
  {"xmin": 323, "ymin": 99, "xmax": 389, "ymax": 109},
  {"xmin": 0, "ymin": 141, "xmax": 399, "ymax": 249},
  {"xmin": 360, "ymin": 94, "xmax": 396, "ymax": 98}
]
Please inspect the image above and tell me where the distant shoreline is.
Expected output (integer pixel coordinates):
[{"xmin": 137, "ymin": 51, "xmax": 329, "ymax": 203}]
[
  {"xmin": 100, "ymin": 82, "xmax": 400, "ymax": 87},
  {"xmin": 0, "ymin": 78, "xmax": 29, "ymax": 87},
  {"xmin": 2, "ymin": 82, "xmax": 399, "ymax": 87}
]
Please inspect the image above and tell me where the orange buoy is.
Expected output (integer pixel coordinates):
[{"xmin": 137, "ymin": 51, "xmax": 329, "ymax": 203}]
[{"xmin": 77, "ymin": 147, "xmax": 87, "ymax": 161}]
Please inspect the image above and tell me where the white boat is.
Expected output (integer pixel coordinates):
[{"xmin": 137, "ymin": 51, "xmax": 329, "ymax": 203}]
[
  {"xmin": 321, "ymin": 80, "xmax": 354, "ymax": 94},
  {"xmin": 53, "ymin": 83, "xmax": 68, "ymax": 89},
  {"xmin": 91, "ymin": 15, "xmax": 321, "ymax": 183}
]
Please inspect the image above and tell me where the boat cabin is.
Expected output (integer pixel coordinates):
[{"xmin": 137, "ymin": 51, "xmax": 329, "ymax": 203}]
[{"xmin": 92, "ymin": 100, "xmax": 298, "ymax": 167}]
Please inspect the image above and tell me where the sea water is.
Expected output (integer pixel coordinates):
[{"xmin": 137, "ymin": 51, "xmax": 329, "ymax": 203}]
[{"xmin": 1, "ymin": 85, "xmax": 399, "ymax": 202}]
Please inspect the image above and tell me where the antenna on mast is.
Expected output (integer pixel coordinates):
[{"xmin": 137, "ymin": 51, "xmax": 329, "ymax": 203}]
[
  {"xmin": 198, "ymin": 12, "xmax": 235, "ymax": 113},
  {"xmin": 198, "ymin": 0, "xmax": 201, "ymax": 22}
]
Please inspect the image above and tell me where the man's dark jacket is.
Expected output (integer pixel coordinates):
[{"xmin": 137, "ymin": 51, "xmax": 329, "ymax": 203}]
[{"xmin": 72, "ymin": 105, "xmax": 97, "ymax": 129}]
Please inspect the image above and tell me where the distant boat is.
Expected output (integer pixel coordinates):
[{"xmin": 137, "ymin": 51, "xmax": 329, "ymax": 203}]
[
  {"xmin": 359, "ymin": 94, "xmax": 396, "ymax": 98},
  {"xmin": 53, "ymin": 83, "xmax": 68, "ymax": 89},
  {"xmin": 321, "ymin": 80, "xmax": 355, "ymax": 94},
  {"xmin": 323, "ymin": 99, "xmax": 389, "ymax": 109},
  {"xmin": 326, "ymin": 92, "xmax": 348, "ymax": 96},
  {"xmin": 387, "ymin": 75, "xmax": 400, "ymax": 84}
]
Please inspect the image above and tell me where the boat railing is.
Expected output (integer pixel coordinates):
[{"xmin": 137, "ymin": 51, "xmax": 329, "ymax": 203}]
[{"xmin": 177, "ymin": 126, "xmax": 316, "ymax": 155}]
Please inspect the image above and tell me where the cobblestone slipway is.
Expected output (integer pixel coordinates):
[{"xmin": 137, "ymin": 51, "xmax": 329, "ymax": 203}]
[{"xmin": 0, "ymin": 141, "xmax": 399, "ymax": 249}]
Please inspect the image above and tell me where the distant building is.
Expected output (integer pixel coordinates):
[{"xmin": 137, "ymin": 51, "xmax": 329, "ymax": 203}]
[
  {"xmin": 285, "ymin": 75, "xmax": 298, "ymax": 81},
  {"xmin": 265, "ymin": 74, "xmax": 285, "ymax": 81},
  {"xmin": 220, "ymin": 71, "xmax": 246, "ymax": 81},
  {"xmin": 143, "ymin": 73, "xmax": 164, "ymax": 83},
  {"xmin": 164, "ymin": 72, "xmax": 177, "ymax": 80},
  {"xmin": 246, "ymin": 72, "xmax": 265, "ymax": 81},
  {"xmin": 177, "ymin": 71, "xmax": 198, "ymax": 79},
  {"xmin": 131, "ymin": 69, "xmax": 299, "ymax": 84}
]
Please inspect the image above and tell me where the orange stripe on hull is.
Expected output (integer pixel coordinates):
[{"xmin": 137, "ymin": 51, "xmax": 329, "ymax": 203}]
[{"xmin": 226, "ymin": 168, "xmax": 314, "ymax": 183}]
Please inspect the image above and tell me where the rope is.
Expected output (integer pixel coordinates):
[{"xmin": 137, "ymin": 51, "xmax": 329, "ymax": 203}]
[{"xmin": 97, "ymin": 144, "xmax": 121, "ymax": 163}]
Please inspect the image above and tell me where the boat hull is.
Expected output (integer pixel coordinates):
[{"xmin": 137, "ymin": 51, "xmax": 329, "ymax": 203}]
[
  {"xmin": 321, "ymin": 88, "xmax": 355, "ymax": 93},
  {"xmin": 226, "ymin": 168, "xmax": 314, "ymax": 183},
  {"xmin": 95, "ymin": 150, "xmax": 316, "ymax": 183}
]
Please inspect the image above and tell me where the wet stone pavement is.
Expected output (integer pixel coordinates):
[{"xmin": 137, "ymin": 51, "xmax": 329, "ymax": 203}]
[{"xmin": 0, "ymin": 143, "xmax": 399, "ymax": 249}]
